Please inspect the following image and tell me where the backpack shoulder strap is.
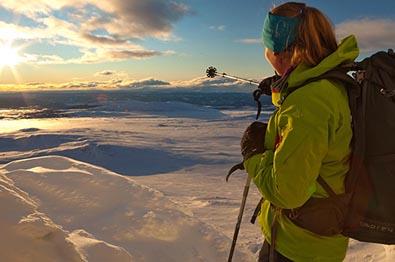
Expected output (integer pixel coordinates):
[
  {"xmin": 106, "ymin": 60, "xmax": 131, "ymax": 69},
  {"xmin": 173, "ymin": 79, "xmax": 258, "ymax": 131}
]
[
  {"xmin": 317, "ymin": 176, "xmax": 337, "ymax": 197},
  {"xmin": 286, "ymin": 65, "xmax": 361, "ymax": 96}
]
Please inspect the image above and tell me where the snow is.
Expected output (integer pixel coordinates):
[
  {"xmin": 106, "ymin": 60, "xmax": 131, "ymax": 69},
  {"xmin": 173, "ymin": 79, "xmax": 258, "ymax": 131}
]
[
  {"xmin": 0, "ymin": 167, "xmax": 83, "ymax": 262},
  {"xmin": 0, "ymin": 98, "xmax": 394, "ymax": 261},
  {"xmin": 66, "ymin": 100, "xmax": 228, "ymax": 120},
  {"xmin": 1, "ymin": 156, "xmax": 251, "ymax": 261}
]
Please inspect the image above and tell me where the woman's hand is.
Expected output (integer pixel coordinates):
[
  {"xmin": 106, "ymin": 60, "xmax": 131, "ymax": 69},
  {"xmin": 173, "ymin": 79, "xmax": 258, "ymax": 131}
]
[
  {"xmin": 258, "ymin": 75, "xmax": 281, "ymax": 96},
  {"xmin": 241, "ymin": 121, "xmax": 267, "ymax": 161}
]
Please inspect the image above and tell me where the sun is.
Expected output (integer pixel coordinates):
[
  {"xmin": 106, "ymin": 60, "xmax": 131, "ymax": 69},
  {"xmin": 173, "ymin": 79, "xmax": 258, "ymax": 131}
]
[{"xmin": 0, "ymin": 42, "xmax": 21, "ymax": 67}]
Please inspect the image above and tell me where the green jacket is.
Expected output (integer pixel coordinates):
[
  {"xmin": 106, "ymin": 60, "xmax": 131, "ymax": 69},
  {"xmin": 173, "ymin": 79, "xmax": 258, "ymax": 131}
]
[{"xmin": 244, "ymin": 35, "xmax": 359, "ymax": 261}]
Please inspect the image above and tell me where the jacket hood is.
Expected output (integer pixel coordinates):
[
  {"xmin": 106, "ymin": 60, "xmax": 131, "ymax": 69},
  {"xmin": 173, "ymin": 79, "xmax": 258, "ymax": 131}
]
[{"xmin": 287, "ymin": 35, "xmax": 359, "ymax": 88}]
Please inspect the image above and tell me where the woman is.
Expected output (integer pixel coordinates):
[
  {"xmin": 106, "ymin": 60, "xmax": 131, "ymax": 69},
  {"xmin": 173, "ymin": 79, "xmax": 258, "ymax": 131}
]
[{"xmin": 243, "ymin": 2, "xmax": 359, "ymax": 261}]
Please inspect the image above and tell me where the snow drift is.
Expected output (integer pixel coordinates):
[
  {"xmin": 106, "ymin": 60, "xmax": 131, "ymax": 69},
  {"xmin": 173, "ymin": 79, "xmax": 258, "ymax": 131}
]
[{"xmin": 0, "ymin": 155, "xmax": 252, "ymax": 261}]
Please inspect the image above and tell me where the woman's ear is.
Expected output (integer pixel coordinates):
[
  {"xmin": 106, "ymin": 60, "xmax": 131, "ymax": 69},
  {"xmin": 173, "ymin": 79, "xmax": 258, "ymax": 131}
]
[
  {"xmin": 277, "ymin": 51, "xmax": 293, "ymax": 73},
  {"xmin": 264, "ymin": 48, "xmax": 292, "ymax": 76}
]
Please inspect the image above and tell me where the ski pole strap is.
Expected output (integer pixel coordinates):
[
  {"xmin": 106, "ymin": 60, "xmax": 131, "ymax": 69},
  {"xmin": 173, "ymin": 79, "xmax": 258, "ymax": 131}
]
[
  {"xmin": 253, "ymin": 89, "xmax": 263, "ymax": 120},
  {"xmin": 251, "ymin": 198, "xmax": 264, "ymax": 224},
  {"xmin": 226, "ymin": 162, "xmax": 245, "ymax": 182},
  {"xmin": 250, "ymin": 197, "xmax": 263, "ymax": 224}
]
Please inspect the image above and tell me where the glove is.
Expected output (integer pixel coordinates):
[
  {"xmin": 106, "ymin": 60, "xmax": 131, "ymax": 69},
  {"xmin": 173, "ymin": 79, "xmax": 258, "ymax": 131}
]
[
  {"xmin": 257, "ymin": 75, "xmax": 281, "ymax": 96},
  {"xmin": 226, "ymin": 121, "xmax": 267, "ymax": 182},
  {"xmin": 241, "ymin": 121, "xmax": 267, "ymax": 161}
]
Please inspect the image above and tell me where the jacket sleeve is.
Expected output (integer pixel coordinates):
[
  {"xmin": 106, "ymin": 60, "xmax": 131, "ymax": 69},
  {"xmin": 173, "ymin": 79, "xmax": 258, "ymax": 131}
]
[{"xmin": 244, "ymin": 87, "xmax": 330, "ymax": 209}]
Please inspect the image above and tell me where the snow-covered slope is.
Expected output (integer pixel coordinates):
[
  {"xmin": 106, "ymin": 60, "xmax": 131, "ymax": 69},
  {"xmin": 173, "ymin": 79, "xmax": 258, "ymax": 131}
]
[
  {"xmin": 0, "ymin": 155, "xmax": 252, "ymax": 262},
  {"xmin": 1, "ymin": 108, "xmax": 394, "ymax": 261}
]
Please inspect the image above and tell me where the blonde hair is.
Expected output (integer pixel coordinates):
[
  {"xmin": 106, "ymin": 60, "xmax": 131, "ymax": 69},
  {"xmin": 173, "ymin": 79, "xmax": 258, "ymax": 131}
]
[{"xmin": 272, "ymin": 2, "xmax": 338, "ymax": 66}]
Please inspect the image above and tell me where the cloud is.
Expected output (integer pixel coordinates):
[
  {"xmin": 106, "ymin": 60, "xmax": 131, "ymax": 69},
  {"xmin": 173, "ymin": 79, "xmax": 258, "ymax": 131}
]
[
  {"xmin": 81, "ymin": 33, "xmax": 128, "ymax": 46},
  {"xmin": 209, "ymin": 25, "xmax": 226, "ymax": 31},
  {"xmin": 107, "ymin": 50, "xmax": 163, "ymax": 59},
  {"xmin": 336, "ymin": 18, "xmax": 395, "ymax": 52},
  {"xmin": 61, "ymin": 81, "xmax": 101, "ymax": 89},
  {"xmin": 23, "ymin": 54, "xmax": 68, "ymax": 65},
  {"xmin": 95, "ymin": 70, "xmax": 116, "ymax": 76},
  {"xmin": 171, "ymin": 76, "xmax": 256, "ymax": 92},
  {"xmin": 235, "ymin": 38, "xmax": 261, "ymax": 44},
  {"xmin": 1, "ymin": 0, "xmax": 189, "ymax": 39},
  {"xmin": 0, "ymin": 0, "xmax": 190, "ymax": 64},
  {"xmin": 0, "ymin": 75, "xmax": 257, "ymax": 92},
  {"xmin": 0, "ymin": 77, "xmax": 170, "ymax": 91},
  {"xmin": 122, "ymin": 78, "xmax": 171, "ymax": 88},
  {"xmin": 97, "ymin": 0, "xmax": 190, "ymax": 40},
  {"xmin": 0, "ymin": 17, "xmax": 173, "ymax": 64}
]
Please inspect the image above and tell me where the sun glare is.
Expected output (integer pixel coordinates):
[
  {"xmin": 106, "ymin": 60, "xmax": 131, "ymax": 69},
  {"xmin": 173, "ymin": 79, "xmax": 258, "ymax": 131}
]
[
  {"xmin": 0, "ymin": 43, "xmax": 21, "ymax": 67},
  {"xmin": 0, "ymin": 29, "xmax": 25, "ymax": 83}
]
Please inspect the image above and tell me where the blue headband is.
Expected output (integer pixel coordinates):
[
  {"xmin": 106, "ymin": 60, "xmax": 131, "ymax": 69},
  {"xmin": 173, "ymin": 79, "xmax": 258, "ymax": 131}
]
[{"xmin": 262, "ymin": 12, "xmax": 300, "ymax": 53}]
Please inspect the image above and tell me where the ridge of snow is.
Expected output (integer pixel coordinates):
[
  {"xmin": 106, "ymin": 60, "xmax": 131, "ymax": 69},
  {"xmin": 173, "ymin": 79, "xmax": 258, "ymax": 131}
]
[{"xmin": 0, "ymin": 155, "xmax": 253, "ymax": 261}]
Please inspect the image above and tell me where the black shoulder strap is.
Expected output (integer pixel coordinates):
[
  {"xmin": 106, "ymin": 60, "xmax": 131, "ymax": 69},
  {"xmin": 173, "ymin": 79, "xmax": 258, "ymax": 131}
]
[
  {"xmin": 317, "ymin": 176, "xmax": 337, "ymax": 197},
  {"xmin": 285, "ymin": 65, "xmax": 360, "ymax": 99}
]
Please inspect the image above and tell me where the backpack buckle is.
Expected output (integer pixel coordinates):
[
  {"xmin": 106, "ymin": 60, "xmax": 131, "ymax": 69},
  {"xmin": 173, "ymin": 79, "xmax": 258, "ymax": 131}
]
[{"xmin": 353, "ymin": 70, "xmax": 366, "ymax": 84}]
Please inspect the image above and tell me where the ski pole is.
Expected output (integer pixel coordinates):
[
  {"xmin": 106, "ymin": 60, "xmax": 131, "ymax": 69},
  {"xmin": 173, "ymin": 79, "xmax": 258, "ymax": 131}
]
[
  {"xmin": 206, "ymin": 66, "xmax": 272, "ymax": 120},
  {"xmin": 206, "ymin": 66, "xmax": 260, "ymax": 86},
  {"xmin": 228, "ymin": 174, "xmax": 252, "ymax": 262},
  {"xmin": 206, "ymin": 66, "xmax": 267, "ymax": 260}
]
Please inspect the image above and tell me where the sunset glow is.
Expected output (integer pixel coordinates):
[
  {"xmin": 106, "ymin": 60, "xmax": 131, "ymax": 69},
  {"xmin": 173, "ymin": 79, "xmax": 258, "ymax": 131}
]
[{"xmin": 0, "ymin": 0, "xmax": 393, "ymax": 88}]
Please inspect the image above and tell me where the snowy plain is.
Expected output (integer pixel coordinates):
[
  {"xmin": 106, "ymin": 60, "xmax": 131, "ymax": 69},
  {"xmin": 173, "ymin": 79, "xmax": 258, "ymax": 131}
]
[{"xmin": 0, "ymin": 90, "xmax": 394, "ymax": 261}]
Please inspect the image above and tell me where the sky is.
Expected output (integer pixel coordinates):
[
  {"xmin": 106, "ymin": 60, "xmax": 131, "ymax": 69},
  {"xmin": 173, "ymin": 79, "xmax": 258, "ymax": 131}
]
[{"xmin": 0, "ymin": 0, "xmax": 394, "ymax": 88}]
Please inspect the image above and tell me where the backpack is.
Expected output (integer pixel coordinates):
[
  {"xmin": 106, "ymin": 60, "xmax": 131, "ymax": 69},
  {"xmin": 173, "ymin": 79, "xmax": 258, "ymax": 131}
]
[
  {"xmin": 253, "ymin": 49, "xmax": 395, "ymax": 244},
  {"xmin": 340, "ymin": 49, "xmax": 395, "ymax": 244}
]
